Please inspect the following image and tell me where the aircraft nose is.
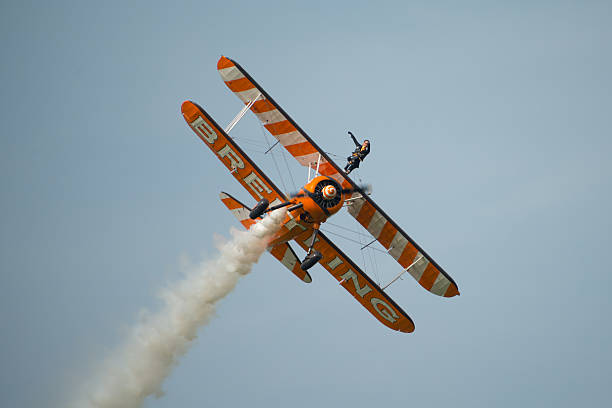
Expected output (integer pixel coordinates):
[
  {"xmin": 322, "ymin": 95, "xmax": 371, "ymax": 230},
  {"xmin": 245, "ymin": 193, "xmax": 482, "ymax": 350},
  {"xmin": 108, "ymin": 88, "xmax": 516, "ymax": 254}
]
[{"xmin": 322, "ymin": 185, "xmax": 337, "ymax": 200}]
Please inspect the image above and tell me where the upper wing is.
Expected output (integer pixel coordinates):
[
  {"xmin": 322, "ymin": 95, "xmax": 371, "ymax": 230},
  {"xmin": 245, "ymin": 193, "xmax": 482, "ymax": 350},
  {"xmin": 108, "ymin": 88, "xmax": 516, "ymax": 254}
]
[
  {"xmin": 294, "ymin": 230, "xmax": 415, "ymax": 333},
  {"xmin": 217, "ymin": 56, "xmax": 350, "ymax": 189},
  {"xmin": 181, "ymin": 100, "xmax": 286, "ymax": 205},
  {"xmin": 217, "ymin": 56, "xmax": 459, "ymax": 298}
]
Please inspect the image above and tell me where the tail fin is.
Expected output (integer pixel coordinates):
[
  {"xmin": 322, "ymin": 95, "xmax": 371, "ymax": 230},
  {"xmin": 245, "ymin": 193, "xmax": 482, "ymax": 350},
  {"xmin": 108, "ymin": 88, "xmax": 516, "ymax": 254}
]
[{"xmin": 219, "ymin": 192, "xmax": 311, "ymax": 283}]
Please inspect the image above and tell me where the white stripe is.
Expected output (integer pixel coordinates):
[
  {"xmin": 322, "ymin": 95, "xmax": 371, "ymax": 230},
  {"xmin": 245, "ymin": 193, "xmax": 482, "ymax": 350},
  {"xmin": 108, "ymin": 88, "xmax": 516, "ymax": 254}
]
[
  {"xmin": 276, "ymin": 131, "xmax": 307, "ymax": 146},
  {"xmin": 346, "ymin": 197, "xmax": 366, "ymax": 218},
  {"xmin": 236, "ymin": 88, "xmax": 263, "ymax": 104},
  {"xmin": 407, "ymin": 253, "xmax": 429, "ymax": 281},
  {"xmin": 430, "ymin": 273, "xmax": 450, "ymax": 296},
  {"xmin": 281, "ymin": 247, "xmax": 298, "ymax": 270},
  {"xmin": 254, "ymin": 109, "xmax": 285, "ymax": 124},
  {"xmin": 218, "ymin": 66, "xmax": 244, "ymax": 82},
  {"xmin": 230, "ymin": 207, "xmax": 249, "ymax": 221},
  {"xmin": 294, "ymin": 152, "xmax": 320, "ymax": 166},
  {"xmin": 388, "ymin": 231, "xmax": 408, "ymax": 260},
  {"xmin": 367, "ymin": 211, "xmax": 386, "ymax": 239}
]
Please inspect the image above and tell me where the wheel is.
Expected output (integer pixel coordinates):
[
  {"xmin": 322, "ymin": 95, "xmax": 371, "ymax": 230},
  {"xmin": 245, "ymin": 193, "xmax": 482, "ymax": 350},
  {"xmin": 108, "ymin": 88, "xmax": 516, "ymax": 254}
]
[
  {"xmin": 249, "ymin": 198, "xmax": 269, "ymax": 219},
  {"xmin": 300, "ymin": 250, "xmax": 322, "ymax": 271}
]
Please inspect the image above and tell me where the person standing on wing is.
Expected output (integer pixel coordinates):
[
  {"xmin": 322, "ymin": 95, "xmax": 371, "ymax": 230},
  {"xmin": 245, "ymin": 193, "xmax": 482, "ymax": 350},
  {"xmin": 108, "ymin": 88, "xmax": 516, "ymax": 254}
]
[{"xmin": 344, "ymin": 131, "xmax": 370, "ymax": 174}]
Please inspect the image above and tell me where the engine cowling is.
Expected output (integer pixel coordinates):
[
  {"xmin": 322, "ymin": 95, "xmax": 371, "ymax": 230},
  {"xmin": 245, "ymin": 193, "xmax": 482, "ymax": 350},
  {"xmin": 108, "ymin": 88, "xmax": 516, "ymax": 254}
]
[{"xmin": 295, "ymin": 176, "xmax": 344, "ymax": 222}]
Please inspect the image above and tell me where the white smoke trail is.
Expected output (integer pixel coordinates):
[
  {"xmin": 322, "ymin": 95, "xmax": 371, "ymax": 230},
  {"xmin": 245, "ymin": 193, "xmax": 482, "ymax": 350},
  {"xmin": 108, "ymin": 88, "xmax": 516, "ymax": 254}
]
[{"xmin": 73, "ymin": 208, "xmax": 287, "ymax": 408}]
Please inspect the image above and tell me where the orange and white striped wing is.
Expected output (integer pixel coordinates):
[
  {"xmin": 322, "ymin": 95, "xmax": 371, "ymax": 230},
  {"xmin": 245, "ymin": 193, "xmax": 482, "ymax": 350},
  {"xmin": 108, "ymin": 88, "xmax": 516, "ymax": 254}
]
[
  {"xmin": 346, "ymin": 196, "xmax": 459, "ymax": 298},
  {"xmin": 217, "ymin": 56, "xmax": 350, "ymax": 189},
  {"xmin": 219, "ymin": 192, "xmax": 257, "ymax": 230},
  {"xmin": 294, "ymin": 230, "xmax": 415, "ymax": 333}
]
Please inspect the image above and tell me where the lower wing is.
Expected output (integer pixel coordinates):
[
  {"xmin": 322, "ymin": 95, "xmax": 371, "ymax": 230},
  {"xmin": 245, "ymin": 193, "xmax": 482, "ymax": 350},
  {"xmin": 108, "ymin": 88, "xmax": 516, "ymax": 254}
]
[{"xmin": 294, "ymin": 230, "xmax": 415, "ymax": 333}]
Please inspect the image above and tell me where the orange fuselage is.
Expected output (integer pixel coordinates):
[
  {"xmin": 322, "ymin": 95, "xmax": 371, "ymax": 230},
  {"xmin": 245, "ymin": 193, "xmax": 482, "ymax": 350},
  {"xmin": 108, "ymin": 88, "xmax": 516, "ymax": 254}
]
[{"xmin": 269, "ymin": 176, "xmax": 344, "ymax": 246}]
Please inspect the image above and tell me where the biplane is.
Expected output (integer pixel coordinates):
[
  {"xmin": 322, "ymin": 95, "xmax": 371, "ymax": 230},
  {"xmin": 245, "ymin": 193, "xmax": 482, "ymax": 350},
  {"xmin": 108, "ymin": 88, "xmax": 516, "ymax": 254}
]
[{"xmin": 181, "ymin": 56, "xmax": 459, "ymax": 333}]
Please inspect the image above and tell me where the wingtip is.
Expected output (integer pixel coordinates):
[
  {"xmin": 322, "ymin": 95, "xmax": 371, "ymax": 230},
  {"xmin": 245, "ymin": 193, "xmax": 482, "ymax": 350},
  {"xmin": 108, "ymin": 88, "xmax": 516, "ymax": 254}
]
[
  {"xmin": 180, "ymin": 100, "xmax": 193, "ymax": 111},
  {"xmin": 444, "ymin": 284, "xmax": 460, "ymax": 298},
  {"xmin": 217, "ymin": 55, "xmax": 233, "ymax": 70},
  {"xmin": 398, "ymin": 320, "xmax": 416, "ymax": 333}
]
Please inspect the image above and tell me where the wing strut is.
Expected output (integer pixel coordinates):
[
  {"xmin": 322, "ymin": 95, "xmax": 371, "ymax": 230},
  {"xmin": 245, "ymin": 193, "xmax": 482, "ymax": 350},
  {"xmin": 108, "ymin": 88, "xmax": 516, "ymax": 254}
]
[
  {"xmin": 225, "ymin": 92, "xmax": 262, "ymax": 134},
  {"xmin": 381, "ymin": 256, "xmax": 425, "ymax": 290},
  {"xmin": 307, "ymin": 153, "xmax": 322, "ymax": 182}
]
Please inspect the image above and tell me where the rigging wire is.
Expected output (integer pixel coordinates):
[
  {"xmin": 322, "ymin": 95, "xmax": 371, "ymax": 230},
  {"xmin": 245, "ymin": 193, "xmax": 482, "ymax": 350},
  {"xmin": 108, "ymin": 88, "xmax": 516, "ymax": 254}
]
[
  {"xmin": 324, "ymin": 151, "xmax": 343, "ymax": 159},
  {"xmin": 235, "ymin": 139, "xmax": 269, "ymax": 150},
  {"xmin": 324, "ymin": 221, "xmax": 384, "ymax": 283},
  {"xmin": 365, "ymin": 241, "xmax": 380, "ymax": 285},
  {"xmin": 259, "ymin": 123, "xmax": 287, "ymax": 193},
  {"xmin": 241, "ymin": 149, "xmax": 269, "ymax": 155},
  {"xmin": 371, "ymin": 245, "xmax": 382, "ymax": 286},
  {"xmin": 280, "ymin": 147, "xmax": 297, "ymax": 192},
  {"xmin": 319, "ymin": 229, "xmax": 388, "ymax": 254},
  {"xmin": 325, "ymin": 221, "xmax": 371, "ymax": 239},
  {"xmin": 356, "ymin": 225, "xmax": 370, "ymax": 277},
  {"xmin": 232, "ymin": 136, "xmax": 270, "ymax": 147}
]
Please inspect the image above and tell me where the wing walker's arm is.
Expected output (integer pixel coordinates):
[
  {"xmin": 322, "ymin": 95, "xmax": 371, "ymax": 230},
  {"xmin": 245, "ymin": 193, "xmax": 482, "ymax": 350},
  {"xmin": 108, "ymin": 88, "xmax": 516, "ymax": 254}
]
[{"xmin": 349, "ymin": 131, "xmax": 360, "ymax": 148}]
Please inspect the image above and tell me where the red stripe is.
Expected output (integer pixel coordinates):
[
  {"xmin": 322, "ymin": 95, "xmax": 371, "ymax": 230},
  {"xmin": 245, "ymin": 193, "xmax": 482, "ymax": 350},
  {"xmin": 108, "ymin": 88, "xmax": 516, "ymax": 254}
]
[
  {"xmin": 252, "ymin": 99, "xmax": 276, "ymax": 114},
  {"xmin": 317, "ymin": 162, "xmax": 336, "ymax": 176},
  {"xmin": 264, "ymin": 120, "xmax": 296, "ymax": 136},
  {"xmin": 418, "ymin": 264, "xmax": 439, "ymax": 291},
  {"xmin": 356, "ymin": 202, "xmax": 376, "ymax": 228},
  {"xmin": 397, "ymin": 245, "xmax": 418, "ymax": 268},
  {"xmin": 444, "ymin": 284, "xmax": 459, "ymax": 297},
  {"xmin": 240, "ymin": 219, "xmax": 256, "ymax": 229},
  {"xmin": 377, "ymin": 222, "xmax": 397, "ymax": 249},
  {"xmin": 225, "ymin": 77, "xmax": 254, "ymax": 93},
  {"xmin": 221, "ymin": 198, "xmax": 243, "ymax": 210},
  {"xmin": 285, "ymin": 141, "xmax": 318, "ymax": 157}
]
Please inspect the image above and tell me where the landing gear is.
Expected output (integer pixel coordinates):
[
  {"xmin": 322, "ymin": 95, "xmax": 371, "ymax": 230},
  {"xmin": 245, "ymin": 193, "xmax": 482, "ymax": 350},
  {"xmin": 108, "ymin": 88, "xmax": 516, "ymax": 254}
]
[
  {"xmin": 300, "ymin": 250, "xmax": 322, "ymax": 271},
  {"xmin": 300, "ymin": 227, "xmax": 321, "ymax": 271},
  {"xmin": 249, "ymin": 198, "xmax": 269, "ymax": 219}
]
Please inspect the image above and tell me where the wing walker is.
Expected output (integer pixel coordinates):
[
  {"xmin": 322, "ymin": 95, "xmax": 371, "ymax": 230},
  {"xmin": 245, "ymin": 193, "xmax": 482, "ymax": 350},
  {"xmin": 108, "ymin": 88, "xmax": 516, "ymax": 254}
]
[{"xmin": 181, "ymin": 56, "xmax": 459, "ymax": 333}]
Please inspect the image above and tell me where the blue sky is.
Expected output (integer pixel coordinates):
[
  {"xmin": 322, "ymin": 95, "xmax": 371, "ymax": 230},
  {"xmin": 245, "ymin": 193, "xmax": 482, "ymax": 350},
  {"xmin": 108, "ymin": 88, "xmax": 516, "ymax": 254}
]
[{"xmin": 1, "ymin": 1, "xmax": 611, "ymax": 407}]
